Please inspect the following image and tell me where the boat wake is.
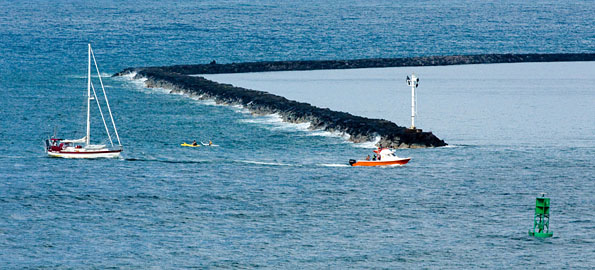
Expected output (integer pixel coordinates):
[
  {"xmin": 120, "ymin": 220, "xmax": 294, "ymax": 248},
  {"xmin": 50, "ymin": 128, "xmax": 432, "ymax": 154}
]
[
  {"xmin": 318, "ymin": 163, "xmax": 350, "ymax": 167},
  {"xmin": 239, "ymin": 160, "xmax": 357, "ymax": 168},
  {"xmin": 236, "ymin": 160, "xmax": 295, "ymax": 167},
  {"xmin": 124, "ymin": 157, "xmax": 370, "ymax": 168}
]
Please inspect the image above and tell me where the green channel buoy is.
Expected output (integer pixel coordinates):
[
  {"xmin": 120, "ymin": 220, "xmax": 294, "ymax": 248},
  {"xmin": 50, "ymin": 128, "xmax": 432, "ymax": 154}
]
[{"xmin": 528, "ymin": 193, "xmax": 553, "ymax": 238}]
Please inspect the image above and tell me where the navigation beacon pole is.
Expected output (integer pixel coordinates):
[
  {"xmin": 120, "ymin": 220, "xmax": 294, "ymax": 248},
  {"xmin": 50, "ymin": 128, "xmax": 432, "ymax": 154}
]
[
  {"xmin": 406, "ymin": 74, "xmax": 419, "ymax": 129},
  {"xmin": 529, "ymin": 193, "xmax": 553, "ymax": 238}
]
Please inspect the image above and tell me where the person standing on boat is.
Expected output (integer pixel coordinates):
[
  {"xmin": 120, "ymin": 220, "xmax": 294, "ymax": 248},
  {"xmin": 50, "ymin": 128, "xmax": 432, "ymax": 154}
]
[{"xmin": 366, "ymin": 155, "xmax": 370, "ymax": 161}]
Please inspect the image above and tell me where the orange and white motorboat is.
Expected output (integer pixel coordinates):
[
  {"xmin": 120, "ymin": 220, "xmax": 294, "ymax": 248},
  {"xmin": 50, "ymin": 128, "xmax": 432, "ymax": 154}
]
[{"xmin": 349, "ymin": 148, "xmax": 410, "ymax": 167}]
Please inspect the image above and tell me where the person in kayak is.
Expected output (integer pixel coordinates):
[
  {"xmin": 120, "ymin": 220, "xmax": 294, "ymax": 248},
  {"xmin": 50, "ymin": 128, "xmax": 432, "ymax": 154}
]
[{"xmin": 192, "ymin": 140, "xmax": 198, "ymax": 146}]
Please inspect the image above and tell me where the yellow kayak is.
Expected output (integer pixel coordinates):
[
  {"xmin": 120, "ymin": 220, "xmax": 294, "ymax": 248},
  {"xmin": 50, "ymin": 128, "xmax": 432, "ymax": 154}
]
[{"xmin": 181, "ymin": 143, "xmax": 201, "ymax": 147}]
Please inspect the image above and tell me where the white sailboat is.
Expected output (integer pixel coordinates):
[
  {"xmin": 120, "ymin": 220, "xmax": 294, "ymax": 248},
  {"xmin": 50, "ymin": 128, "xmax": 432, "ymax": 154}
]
[{"xmin": 45, "ymin": 44, "xmax": 122, "ymax": 158}]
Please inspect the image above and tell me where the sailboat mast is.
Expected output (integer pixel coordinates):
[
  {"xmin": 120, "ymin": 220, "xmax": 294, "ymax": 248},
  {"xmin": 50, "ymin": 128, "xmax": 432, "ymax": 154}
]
[{"xmin": 86, "ymin": 44, "xmax": 91, "ymax": 145}]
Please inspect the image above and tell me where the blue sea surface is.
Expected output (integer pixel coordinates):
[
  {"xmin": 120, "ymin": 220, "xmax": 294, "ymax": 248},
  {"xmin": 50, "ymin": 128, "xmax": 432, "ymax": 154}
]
[{"xmin": 0, "ymin": 1, "xmax": 594, "ymax": 269}]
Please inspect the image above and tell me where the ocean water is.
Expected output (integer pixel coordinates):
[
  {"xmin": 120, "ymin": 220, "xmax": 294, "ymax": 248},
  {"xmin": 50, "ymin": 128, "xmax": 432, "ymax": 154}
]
[{"xmin": 1, "ymin": 1, "xmax": 594, "ymax": 269}]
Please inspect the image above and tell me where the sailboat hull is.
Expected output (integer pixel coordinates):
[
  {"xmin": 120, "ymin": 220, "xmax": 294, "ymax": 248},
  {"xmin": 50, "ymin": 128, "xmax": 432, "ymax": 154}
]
[{"xmin": 47, "ymin": 149, "xmax": 122, "ymax": 159}]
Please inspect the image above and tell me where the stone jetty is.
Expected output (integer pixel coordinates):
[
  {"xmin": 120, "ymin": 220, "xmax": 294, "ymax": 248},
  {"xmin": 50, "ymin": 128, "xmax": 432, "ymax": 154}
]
[{"xmin": 115, "ymin": 53, "xmax": 595, "ymax": 148}]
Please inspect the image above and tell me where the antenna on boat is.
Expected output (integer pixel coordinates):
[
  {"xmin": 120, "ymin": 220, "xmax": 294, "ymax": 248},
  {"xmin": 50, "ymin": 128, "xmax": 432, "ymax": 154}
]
[{"xmin": 406, "ymin": 73, "xmax": 419, "ymax": 129}]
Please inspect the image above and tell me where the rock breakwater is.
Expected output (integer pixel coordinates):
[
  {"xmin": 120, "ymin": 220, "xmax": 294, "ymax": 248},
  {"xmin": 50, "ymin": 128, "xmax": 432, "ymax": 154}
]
[
  {"xmin": 115, "ymin": 53, "xmax": 595, "ymax": 76},
  {"xmin": 115, "ymin": 53, "xmax": 595, "ymax": 148},
  {"xmin": 126, "ymin": 69, "xmax": 446, "ymax": 148}
]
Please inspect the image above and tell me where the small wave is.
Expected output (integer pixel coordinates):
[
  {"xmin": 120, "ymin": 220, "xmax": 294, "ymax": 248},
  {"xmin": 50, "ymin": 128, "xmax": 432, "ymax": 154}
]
[
  {"xmin": 224, "ymin": 104, "xmax": 252, "ymax": 114},
  {"xmin": 239, "ymin": 114, "xmax": 311, "ymax": 132},
  {"xmin": 119, "ymin": 71, "xmax": 137, "ymax": 79},
  {"xmin": 193, "ymin": 98, "xmax": 224, "ymax": 107},
  {"xmin": 119, "ymin": 75, "xmax": 156, "ymax": 92},
  {"xmin": 288, "ymin": 122, "xmax": 311, "ymax": 131},
  {"xmin": 146, "ymin": 87, "xmax": 171, "ymax": 95},
  {"xmin": 443, "ymin": 144, "xmax": 463, "ymax": 148},
  {"xmin": 118, "ymin": 73, "xmax": 172, "ymax": 95},
  {"xmin": 185, "ymin": 93, "xmax": 241, "ymax": 108},
  {"xmin": 136, "ymin": 83, "xmax": 172, "ymax": 95},
  {"xmin": 307, "ymin": 130, "xmax": 351, "ymax": 141},
  {"xmin": 353, "ymin": 136, "xmax": 381, "ymax": 148},
  {"xmin": 308, "ymin": 130, "xmax": 338, "ymax": 137},
  {"xmin": 237, "ymin": 113, "xmax": 364, "ymax": 144},
  {"xmin": 240, "ymin": 116, "xmax": 281, "ymax": 125},
  {"xmin": 67, "ymin": 72, "xmax": 112, "ymax": 79}
]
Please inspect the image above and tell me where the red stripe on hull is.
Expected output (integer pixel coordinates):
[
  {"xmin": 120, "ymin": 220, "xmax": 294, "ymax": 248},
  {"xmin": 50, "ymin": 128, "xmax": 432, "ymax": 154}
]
[
  {"xmin": 351, "ymin": 158, "xmax": 410, "ymax": 167},
  {"xmin": 49, "ymin": 150, "xmax": 122, "ymax": 154}
]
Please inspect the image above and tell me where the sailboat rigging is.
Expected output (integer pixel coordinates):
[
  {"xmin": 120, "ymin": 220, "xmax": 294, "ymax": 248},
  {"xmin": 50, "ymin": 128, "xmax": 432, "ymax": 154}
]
[{"xmin": 45, "ymin": 44, "xmax": 122, "ymax": 158}]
